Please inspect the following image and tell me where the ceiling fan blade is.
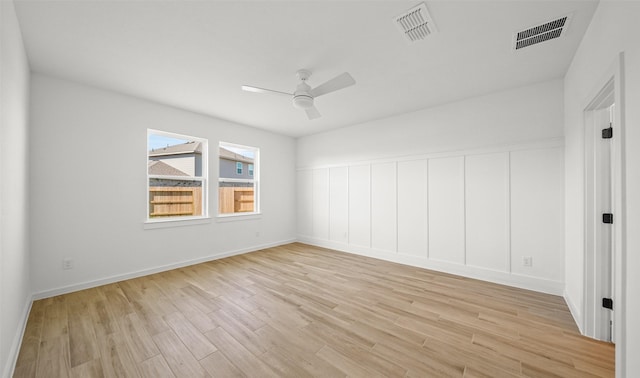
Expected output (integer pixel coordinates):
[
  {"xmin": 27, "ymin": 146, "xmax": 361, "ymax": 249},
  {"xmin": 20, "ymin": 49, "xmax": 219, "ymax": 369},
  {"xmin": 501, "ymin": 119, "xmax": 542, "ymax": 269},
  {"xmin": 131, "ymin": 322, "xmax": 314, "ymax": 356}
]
[
  {"xmin": 305, "ymin": 106, "xmax": 321, "ymax": 120},
  {"xmin": 310, "ymin": 72, "xmax": 356, "ymax": 98},
  {"xmin": 241, "ymin": 85, "xmax": 292, "ymax": 96}
]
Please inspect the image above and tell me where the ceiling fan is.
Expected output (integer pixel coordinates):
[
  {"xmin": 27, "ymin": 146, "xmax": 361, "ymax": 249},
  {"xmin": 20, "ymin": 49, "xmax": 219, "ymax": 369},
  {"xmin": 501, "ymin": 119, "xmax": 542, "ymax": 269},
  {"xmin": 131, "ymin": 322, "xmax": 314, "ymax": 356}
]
[{"xmin": 241, "ymin": 69, "xmax": 356, "ymax": 120}]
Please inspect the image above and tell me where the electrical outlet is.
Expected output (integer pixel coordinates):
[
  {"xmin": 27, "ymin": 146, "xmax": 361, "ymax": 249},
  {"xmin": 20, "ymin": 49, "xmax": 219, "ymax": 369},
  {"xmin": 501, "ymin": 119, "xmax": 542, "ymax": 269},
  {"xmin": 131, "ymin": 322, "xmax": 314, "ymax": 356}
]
[
  {"xmin": 522, "ymin": 256, "xmax": 533, "ymax": 267},
  {"xmin": 63, "ymin": 258, "xmax": 74, "ymax": 270}
]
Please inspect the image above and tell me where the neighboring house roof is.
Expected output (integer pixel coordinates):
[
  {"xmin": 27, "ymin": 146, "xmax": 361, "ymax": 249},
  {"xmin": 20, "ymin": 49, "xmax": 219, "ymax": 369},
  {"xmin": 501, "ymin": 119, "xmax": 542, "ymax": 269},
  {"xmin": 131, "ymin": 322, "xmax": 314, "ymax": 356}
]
[
  {"xmin": 149, "ymin": 141, "xmax": 202, "ymax": 157},
  {"xmin": 148, "ymin": 160, "xmax": 189, "ymax": 176},
  {"xmin": 219, "ymin": 147, "xmax": 253, "ymax": 164}
]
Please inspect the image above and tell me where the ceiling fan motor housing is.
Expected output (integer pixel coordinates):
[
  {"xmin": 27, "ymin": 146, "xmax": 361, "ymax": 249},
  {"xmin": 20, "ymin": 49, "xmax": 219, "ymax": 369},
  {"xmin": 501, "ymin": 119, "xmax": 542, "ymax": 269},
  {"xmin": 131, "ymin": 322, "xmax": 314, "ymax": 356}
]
[
  {"xmin": 293, "ymin": 94, "xmax": 313, "ymax": 109},
  {"xmin": 293, "ymin": 81, "xmax": 314, "ymax": 109}
]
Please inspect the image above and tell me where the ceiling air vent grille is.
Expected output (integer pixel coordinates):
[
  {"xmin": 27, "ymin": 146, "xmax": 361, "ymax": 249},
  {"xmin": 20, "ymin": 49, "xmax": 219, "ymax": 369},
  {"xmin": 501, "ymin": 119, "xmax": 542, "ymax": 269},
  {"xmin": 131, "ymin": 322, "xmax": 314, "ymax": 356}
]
[
  {"xmin": 514, "ymin": 14, "xmax": 571, "ymax": 50},
  {"xmin": 394, "ymin": 3, "xmax": 438, "ymax": 43}
]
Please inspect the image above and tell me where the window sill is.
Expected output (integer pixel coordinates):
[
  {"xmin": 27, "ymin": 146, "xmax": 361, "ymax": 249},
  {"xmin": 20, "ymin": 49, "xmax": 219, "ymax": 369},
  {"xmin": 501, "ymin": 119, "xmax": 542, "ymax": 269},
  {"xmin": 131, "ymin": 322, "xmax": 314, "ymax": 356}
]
[
  {"xmin": 143, "ymin": 216, "xmax": 212, "ymax": 229},
  {"xmin": 216, "ymin": 212, "xmax": 262, "ymax": 222}
]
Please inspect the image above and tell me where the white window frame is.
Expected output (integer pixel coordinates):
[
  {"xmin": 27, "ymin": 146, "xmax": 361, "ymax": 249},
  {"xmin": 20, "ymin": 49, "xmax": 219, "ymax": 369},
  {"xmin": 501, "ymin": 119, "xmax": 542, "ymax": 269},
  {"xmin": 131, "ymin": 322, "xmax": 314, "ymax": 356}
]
[
  {"xmin": 236, "ymin": 161, "xmax": 243, "ymax": 175},
  {"xmin": 218, "ymin": 141, "xmax": 260, "ymax": 219},
  {"xmin": 145, "ymin": 129, "xmax": 209, "ymax": 226},
  {"xmin": 249, "ymin": 164, "xmax": 254, "ymax": 177}
]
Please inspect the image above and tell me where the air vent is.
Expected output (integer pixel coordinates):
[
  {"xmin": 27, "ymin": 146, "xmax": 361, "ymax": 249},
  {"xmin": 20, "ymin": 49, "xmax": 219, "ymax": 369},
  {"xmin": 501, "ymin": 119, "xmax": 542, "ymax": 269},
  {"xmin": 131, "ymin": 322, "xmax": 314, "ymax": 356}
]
[
  {"xmin": 394, "ymin": 3, "xmax": 438, "ymax": 43},
  {"xmin": 513, "ymin": 14, "xmax": 572, "ymax": 50}
]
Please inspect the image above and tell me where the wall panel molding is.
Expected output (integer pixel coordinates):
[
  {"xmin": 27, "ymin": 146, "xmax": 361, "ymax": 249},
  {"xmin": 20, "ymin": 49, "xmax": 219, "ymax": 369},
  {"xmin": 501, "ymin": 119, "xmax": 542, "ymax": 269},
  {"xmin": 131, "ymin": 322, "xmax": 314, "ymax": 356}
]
[{"xmin": 297, "ymin": 139, "xmax": 565, "ymax": 295}]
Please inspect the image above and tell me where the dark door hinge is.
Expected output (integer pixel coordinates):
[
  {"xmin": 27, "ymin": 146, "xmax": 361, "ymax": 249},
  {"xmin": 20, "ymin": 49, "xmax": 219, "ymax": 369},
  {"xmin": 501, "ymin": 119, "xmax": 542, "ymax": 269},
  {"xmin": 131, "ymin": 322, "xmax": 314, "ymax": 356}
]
[
  {"xmin": 602, "ymin": 126, "xmax": 613, "ymax": 139},
  {"xmin": 603, "ymin": 213, "xmax": 613, "ymax": 224},
  {"xmin": 602, "ymin": 297, "xmax": 613, "ymax": 310}
]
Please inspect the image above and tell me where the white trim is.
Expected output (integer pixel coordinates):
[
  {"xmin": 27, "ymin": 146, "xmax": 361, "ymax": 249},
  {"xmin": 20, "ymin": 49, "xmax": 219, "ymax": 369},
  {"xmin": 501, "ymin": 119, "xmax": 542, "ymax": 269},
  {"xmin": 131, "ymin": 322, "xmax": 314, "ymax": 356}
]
[
  {"xmin": 219, "ymin": 178, "xmax": 254, "ymax": 183},
  {"xmin": 506, "ymin": 151, "xmax": 512, "ymax": 273},
  {"xmin": 32, "ymin": 239, "xmax": 296, "ymax": 300},
  {"xmin": 425, "ymin": 161, "xmax": 430, "ymax": 260},
  {"xmin": 583, "ymin": 105, "xmax": 612, "ymax": 341},
  {"xmin": 143, "ymin": 216, "xmax": 212, "ymax": 229},
  {"xmin": 298, "ymin": 237, "xmax": 565, "ymax": 295},
  {"xmin": 462, "ymin": 156, "xmax": 467, "ymax": 265},
  {"xmin": 565, "ymin": 289, "xmax": 584, "ymax": 334},
  {"xmin": 580, "ymin": 53, "xmax": 626, "ymax": 377},
  {"xmin": 147, "ymin": 128, "xmax": 202, "ymax": 143},
  {"xmin": 3, "ymin": 296, "xmax": 33, "ymax": 378},
  {"xmin": 296, "ymin": 137, "xmax": 564, "ymax": 171},
  {"xmin": 216, "ymin": 213, "xmax": 262, "ymax": 222},
  {"xmin": 219, "ymin": 141, "xmax": 259, "ymax": 153},
  {"xmin": 149, "ymin": 175, "xmax": 203, "ymax": 182}
]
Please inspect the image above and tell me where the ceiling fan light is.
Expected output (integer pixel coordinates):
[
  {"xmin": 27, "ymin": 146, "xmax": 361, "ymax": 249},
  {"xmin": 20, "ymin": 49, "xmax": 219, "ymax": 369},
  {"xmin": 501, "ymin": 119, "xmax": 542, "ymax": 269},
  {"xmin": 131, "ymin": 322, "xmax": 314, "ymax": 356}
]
[{"xmin": 293, "ymin": 95, "xmax": 314, "ymax": 109}]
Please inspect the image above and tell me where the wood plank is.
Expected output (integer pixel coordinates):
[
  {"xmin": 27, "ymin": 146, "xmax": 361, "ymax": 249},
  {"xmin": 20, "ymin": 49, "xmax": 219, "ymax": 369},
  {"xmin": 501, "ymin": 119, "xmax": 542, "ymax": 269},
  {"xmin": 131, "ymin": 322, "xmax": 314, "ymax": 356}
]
[
  {"xmin": 70, "ymin": 358, "xmax": 104, "ymax": 378},
  {"xmin": 208, "ymin": 309, "xmax": 269, "ymax": 356},
  {"xmin": 15, "ymin": 300, "xmax": 46, "ymax": 369},
  {"xmin": 95, "ymin": 332, "xmax": 141, "ymax": 378},
  {"xmin": 138, "ymin": 355, "xmax": 176, "ymax": 378},
  {"xmin": 163, "ymin": 311, "xmax": 217, "ymax": 360},
  {"xmin": 316, "ymin": 345, "xmax": 383, "ymax": 378},
  {"xmin": 199, "ymin": 351, "xmax": 245, "ymax": 378},
  {"xmin": 67, "ymin": 301, "xmax": 100, "ymax": 367},
  {"xmin": 130, "ymin": 299, "xmax": 171, "ymax": 336},
  {"xmin": 41, "ymin": 298, "xmax": 69, "ymax": 340},
  {"xmin": 90, "ymin": 299, "xmax": 121, "ymax": 338},
  {"xmin": 35, "ymin": 336, "xmax": 71, "ymax": 378},
  {"xmin": 203, "ymin": 327, "xmax": 276, "ymax": 377},
  {"xmin": 253, "ymin": 327, "xmax": 343, "ymax": 377},
  {"xmin": 118, "ymin": 313, "xmax": 160, "ymax": 363},
  {"xmin": 152, "ymin": 330, "xmax": 210, "ymax": 377},
  {"xmin": 171, "ymin": 294, "xmax": 218, "ymax": 333},
  {"xmin": 102, "ymin": 285, "xmax": 134, "ymax": 318}
]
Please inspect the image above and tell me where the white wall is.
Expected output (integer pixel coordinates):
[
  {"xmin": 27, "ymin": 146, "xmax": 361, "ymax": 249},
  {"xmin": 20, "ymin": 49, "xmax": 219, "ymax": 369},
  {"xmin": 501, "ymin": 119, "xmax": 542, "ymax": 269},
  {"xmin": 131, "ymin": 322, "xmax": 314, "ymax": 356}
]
[
  {"xmin": 29, "ymin": 74, "xmax": 297, "ymax": 296},
  {"xmin": 564, "ymin": 2, "xmax": 640, "ymax": 376},
  {"xmin": 297, "ymin": 79, "xmax": 564, "ymax": 167},
  {"xmin": 297, "ymin": 80, "xmax": 565, "ymax": 295},
  {"xmin": 0, "ymin": 1, "xmax": 32, "ymax": 377}
]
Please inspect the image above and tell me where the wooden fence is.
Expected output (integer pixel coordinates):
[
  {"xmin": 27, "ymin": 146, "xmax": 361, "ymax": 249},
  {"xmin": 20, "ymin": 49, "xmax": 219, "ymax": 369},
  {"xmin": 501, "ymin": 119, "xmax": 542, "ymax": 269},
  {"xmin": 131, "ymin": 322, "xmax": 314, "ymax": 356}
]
[
  {"xmin": 219, "ymin": 187, "xmax": 254, "ymax": 214},
  {"xmin": 149, "ymin": 186, "xmax": 254, "ymax": 216},
  {"xmin": 149, "ymin": 186, "xmax": 202, "ymax": 217}
]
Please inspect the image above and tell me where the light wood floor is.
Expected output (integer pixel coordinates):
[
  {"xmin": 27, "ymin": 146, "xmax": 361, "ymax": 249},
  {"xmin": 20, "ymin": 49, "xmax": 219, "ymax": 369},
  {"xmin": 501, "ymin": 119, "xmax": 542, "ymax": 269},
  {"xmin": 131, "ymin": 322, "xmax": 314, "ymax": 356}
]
[{"xmin": 13, "ymin": 243, "xmax": 614, "ymax": 377}]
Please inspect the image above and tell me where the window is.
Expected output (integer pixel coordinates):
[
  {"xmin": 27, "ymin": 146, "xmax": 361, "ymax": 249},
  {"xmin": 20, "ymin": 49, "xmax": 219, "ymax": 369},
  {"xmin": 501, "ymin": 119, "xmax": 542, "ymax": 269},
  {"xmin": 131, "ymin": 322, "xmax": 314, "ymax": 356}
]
[
  {"xmin": 147, "ymin": 130, "xmax": 207, "ymax": 221},
  {"xmin": 219, "ymin": 142, "xmax": 259, "ymax": 216}
]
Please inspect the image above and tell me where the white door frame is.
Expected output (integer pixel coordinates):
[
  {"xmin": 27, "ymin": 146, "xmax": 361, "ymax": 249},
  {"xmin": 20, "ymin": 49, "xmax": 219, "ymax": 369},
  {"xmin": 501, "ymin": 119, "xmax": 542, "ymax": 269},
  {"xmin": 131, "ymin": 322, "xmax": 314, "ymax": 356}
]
[
  {"xmin": 582, "ymin": 52, "xmax": 626, "ymax": 376},
  {"xmin": 584, "ymin": 96, "xmax": 613, "ymax": 341}
]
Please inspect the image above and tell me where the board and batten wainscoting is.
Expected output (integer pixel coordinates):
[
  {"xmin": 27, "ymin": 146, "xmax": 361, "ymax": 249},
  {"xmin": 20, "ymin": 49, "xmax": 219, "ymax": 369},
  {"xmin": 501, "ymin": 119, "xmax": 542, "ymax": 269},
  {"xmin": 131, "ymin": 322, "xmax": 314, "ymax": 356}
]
[{"xmin": 297, "ymin": 139, "xmax": 564, "ymax": 295}]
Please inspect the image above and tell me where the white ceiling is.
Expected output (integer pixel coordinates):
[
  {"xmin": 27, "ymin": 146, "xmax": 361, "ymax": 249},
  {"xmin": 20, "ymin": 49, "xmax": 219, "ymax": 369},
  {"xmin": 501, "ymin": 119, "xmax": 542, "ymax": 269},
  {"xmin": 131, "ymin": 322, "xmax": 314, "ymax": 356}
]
[{"xmin": 14, "ymin": 0, "xmax": 598, "ymax": 138}]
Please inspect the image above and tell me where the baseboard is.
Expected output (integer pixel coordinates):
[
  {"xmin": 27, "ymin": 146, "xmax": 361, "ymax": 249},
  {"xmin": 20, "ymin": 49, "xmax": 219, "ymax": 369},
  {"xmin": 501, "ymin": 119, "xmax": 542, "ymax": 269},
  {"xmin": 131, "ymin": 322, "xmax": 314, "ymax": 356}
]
[
  {"xmin": 32, "ymin": 238, "xmax": 296, "ymax": 300},
  {"xmin": 564, "ymin": 289, "xmax": 584, "ymax": 333},
  {"xmin": 3, "ymin": 296, "xmax": 33, "ymax": 378},
  {"xmin": 298, "ymin": 236, "xmax": 565, "ymax": 296}
]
